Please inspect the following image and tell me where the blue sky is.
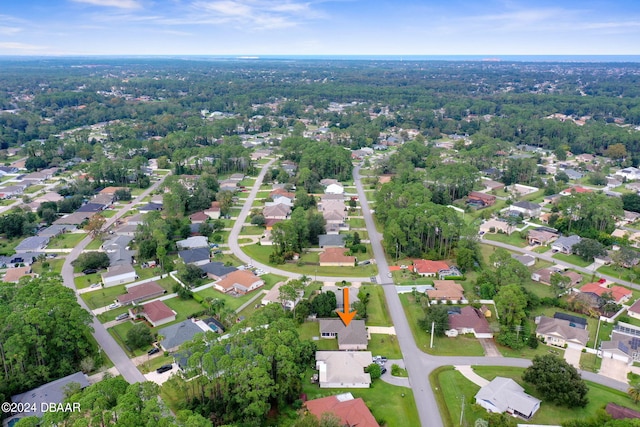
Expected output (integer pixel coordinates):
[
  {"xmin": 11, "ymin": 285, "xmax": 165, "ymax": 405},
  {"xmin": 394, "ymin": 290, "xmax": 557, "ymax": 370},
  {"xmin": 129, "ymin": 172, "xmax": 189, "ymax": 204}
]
[{"xmin": 1, "ymin": 0, "xmax": 640, "ymax": 56}]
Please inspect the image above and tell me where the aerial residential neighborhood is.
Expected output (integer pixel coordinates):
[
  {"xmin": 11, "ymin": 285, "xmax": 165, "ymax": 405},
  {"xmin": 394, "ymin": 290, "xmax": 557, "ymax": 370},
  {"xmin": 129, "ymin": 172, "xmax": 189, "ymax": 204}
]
[{"xmin": 6, "ymin": 56, "xmax": 640, "ymax": 427}]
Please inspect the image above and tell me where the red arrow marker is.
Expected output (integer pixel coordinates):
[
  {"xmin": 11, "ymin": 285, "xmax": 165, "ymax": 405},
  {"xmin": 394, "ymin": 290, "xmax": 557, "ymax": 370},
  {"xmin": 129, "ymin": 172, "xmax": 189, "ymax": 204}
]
[{"xmin": 337, "ymin": 287, "xmax": 357, "ymax": 327}]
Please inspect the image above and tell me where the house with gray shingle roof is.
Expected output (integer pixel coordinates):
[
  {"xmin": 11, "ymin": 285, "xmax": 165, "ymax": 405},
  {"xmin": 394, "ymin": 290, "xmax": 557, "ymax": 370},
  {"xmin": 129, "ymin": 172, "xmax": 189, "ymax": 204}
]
[
  {"xmin": 159, "ymin": 319, "xmax": 206, "ymax": 351},
  {"xmin": 551, "ymin": 235, "xmax": 582, "ymax": 254},
  {"xmin": 318, "ymin": 234, "xmax": 346, "ymax": 248},
  {"xmin": 319, "ymin": 319, "xmax": 368, "ymax": 350},
  {"xmin": 15, "ymin": 236, "xmax": 49, "ymax": 253}
]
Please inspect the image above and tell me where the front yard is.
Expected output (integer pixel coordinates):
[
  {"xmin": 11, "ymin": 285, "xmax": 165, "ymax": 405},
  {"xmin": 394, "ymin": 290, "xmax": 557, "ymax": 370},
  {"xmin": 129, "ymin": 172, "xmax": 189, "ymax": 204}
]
[
  {"xmin": 241, "ymin": 243, "xmax": 378, "ymax": 277},
  {"xmin": 552, "ymin": 252, "xmax": 593, "ymax": 268},
  {"xmin": 47, "ymin": 232, "xmax": 88, "ymax": 249},
  {"xmin": 398, "ymin": 294, "xmax": 484, "ymax": 356}
]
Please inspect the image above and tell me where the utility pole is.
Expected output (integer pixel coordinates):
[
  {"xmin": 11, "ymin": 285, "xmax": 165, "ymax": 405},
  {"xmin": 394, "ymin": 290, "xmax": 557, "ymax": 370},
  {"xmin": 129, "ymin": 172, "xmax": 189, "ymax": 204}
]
[
  {"xmin": 459, "ymin": 394, "xmax": 465, "ymax": 426},
  {"xmin": 594, "ymin": 316, "xmax": 602, "ymax": 351},
  {"xmin": 515, "ymin": 324, "xmax": 523, "ymax": 341},
  {"xmin": 430, "ymin": 321, "xmax": 435, "ymax": 349}
]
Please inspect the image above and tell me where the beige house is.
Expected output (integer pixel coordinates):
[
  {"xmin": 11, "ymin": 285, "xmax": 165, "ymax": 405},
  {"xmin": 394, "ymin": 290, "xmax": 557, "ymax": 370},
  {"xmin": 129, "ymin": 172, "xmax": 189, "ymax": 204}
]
[
  {"xmin": 213, "ymin": 270, "xmax": 264, "ymax": 294},
  {"xmin": 480, "ymin": 218, "xmax": 512, "ymax": 235},
  {"xmin": 535, "ymin": 316, "xmax": 588, "ymax": 349},
  {"xmin": 315, "ymin": 351, "xmax": 372, "ymax": 388}
]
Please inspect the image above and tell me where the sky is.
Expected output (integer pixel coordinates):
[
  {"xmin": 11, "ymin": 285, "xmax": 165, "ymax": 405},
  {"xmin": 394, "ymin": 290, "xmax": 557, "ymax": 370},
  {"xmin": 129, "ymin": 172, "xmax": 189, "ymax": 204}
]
[{"xmin": 1, "ymin": 0, "xmax": 640, "ymax": 56}]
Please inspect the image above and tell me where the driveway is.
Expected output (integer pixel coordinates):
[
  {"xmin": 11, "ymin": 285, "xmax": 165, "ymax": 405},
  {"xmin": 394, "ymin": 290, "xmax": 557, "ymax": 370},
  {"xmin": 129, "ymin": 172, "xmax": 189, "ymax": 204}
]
[
  {"xmin": 144, "ymin": 363, "xmax": 179, "ymax": 385},
  {"xmin": 600, "ymin": 357, "xmax": 629, "ymax": 383},
  {"xmin": 478, "ymin": 339, "xmax": 502, "ymax": 357},
  {"xmin": 379, "ymin": 359, "xmax": 410, "ymax": 387},
  {"xmin": 563, "ymin": 347, "xmax": 582, "ymax": 369}
]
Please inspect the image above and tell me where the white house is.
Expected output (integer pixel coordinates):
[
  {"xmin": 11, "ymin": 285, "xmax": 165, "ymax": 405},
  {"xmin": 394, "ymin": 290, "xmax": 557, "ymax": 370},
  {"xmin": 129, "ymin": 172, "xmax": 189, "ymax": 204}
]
[
  {"xmin": 324, "ymin": 183, "xmax": 344, "ymax": 195},
  {"xmin": 616, "ymin": 167, "xmax": 640, "ymax": 181},
  {"xmin": 475, "ymin": 377, "xmax": 541, "ymax": 420},
  {"xmin": 101, "ymin": 264, "xmax": 138, "ymax": 287},
  {"xmin": 315, "ymin": 351, "xmax": 372, "ymax": 388}
]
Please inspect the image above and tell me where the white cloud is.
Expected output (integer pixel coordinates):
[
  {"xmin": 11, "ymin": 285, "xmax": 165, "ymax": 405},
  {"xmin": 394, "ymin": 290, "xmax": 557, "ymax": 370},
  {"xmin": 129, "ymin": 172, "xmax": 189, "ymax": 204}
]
[
  {"xmin": 0, "ymin": 41, "xmax": 47, "ymax": 51},
  {"xmin": 189, "ymin": 0, "xmax": 319, "ymax": 29},
  {"xmin": 70, "ymin": 0, "xmax": 142, "ymax": 9},
  {"xmin": 0, "ymin": 26, "xmax": 21, "ymax": 35}
]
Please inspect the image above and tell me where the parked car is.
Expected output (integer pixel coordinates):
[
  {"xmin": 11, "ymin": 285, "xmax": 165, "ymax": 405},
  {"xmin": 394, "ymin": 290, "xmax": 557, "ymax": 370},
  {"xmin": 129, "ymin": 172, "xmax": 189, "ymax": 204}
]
[
  {"xmin": 148, "ymin": 347, "xmax": 160, "ymax": 355},
  {"xmin": 83, "ymin": 268, "xmax": 97, "ymax": 275},
  {"xmin": 115, "ymin": 313, "xmax": 129, "ymax": 321},
  {"xmin": 90, "ymin": 283, "xmax": 102, "ymax": 289},
  {"xmin": 107, "ymin": 302, "xmax": 121, "ymax": 310},
  {"xmin": 156, "ymin": 364, "xmax": 173, "ymax": 374},
  {"xmin": 381, "ymin": 367, "xmax": 387, "ymax": 375}
]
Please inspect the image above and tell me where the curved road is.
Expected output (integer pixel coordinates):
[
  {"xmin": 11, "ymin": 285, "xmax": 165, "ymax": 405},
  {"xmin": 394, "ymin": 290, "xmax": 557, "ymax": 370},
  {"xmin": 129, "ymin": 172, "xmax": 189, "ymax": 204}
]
[
  {"xmin": 61, "ymin": 173, "xmax": 171, "ymax": 384},
  {"xmin": 230, "ymin": 162, "xmax": 629, "ymax": 426}
]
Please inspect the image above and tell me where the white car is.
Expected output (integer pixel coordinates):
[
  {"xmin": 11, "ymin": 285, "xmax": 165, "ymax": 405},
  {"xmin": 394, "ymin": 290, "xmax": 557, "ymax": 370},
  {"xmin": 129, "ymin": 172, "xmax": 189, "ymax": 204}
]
[{"xmin": 107, "ymin": 302, "xmax": 121, "ymax": 310}]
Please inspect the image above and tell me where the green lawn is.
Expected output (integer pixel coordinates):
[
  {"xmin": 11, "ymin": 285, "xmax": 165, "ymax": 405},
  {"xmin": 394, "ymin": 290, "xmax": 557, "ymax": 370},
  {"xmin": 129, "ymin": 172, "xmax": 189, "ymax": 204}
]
[
  {"xmin": 108, "ymin": 321, "xmax": 151, "ymax": 357},
  {"xmin": 532, "ymin": 245, "xmax": 552, "ymax": 253},
  {"xmin": 553, "ymin": 253, "xmax": 593, "ymax": 267},
  {"xmin": 256, "ymin": 190, "xmax": 271, "ymax": 198},
  {"xmin": 522, "ymin": 279, "xmax": 556, "ymax": 299},
  {"xmin": 31, "ymin": 258, "xmax": 65, "ymax": 275},
  {"xmin": 598, "ymin": 264, "xmax": 640, "ymax": 284},
  {"xmin": 302, "ymin": 376, "xmax": 419, "ymax": 427},
  {"xmin": 24, "ymin": 184, "xmax": 45, "ymax": 194},
  {"xmin": 348, "ymin": 218, "xmax": 366, "ymax": 228},
  {"xmin": 100, "ymin": 210, "xmax": 117, "ymax": 218},
  {"xmin": 483, "ymin": 232, "xmax": 527, "ymax": 247},
  {"xmin": 398, "ymin": 294, "xmax": 484, "ymax": 356},
  {"xmin": 211, "ymin": 230, "xmax": 230, "ymax": 244},
  {"xmin": 472, "ymin": 365, "xmax": 639, "ymax": 425},
  {"xmin": 134, "ymin": 265, "xmax": 162, "ymax": 281},
  {"xmin": 163, "ymin": 296, "xmax": 206, "ymax": 320},
  {"xmin": 74, "ymin": 272, "xmax": 102, "ymax": 289},
  {"xmin": 242, "ymin": 244, "xmax": 378, "ymax": 277},
  {"xmin": 81, "ymin": 285, "xmax": 126, "ymax": 309},
  {"xmin": 0, "ymin": 237, "xmax": 21, "ymax": 255},
  {"xmin": 430, "ymin": 366, "xmax": 484, "ymax": 427},
  {"xmin": 46, "ymin": 232, "xmax": 87, "ymax": 249},
  {"xmin": 297, "ymin": 322, "xmax": 338, "ymax": 351},
  {"xmin": 368, "ymin": 334, "xmax": 402, "ymax": 359},
  {"xmin": 85, "ymin": 238, "xmax": 104, "ymax": 250},
  {"xmin": 360, "ymin": 285, "xmax": 392, "ymax": 326},
  {"xmin": 580, "ymin": 352, "xmax": 603, "ymax": 373},
  {"xmin": 240, "ymin": 225, "xmax": 266, "ymax": 235}
]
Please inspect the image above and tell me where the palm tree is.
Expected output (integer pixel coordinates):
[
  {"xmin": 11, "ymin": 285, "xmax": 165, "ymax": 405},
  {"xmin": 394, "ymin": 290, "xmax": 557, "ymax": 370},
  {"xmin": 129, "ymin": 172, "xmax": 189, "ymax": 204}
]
[{"xmin": 628, "ymin": 383, "xmax": 640, "ymax": 403}]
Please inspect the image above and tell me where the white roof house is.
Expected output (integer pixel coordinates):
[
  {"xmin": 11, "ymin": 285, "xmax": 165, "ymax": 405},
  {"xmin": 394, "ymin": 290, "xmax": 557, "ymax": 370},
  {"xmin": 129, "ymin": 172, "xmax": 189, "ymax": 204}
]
[
  {"xmin": 315, "ymin": 351, "xmax": 372, "ymax": 388},
  {"xmin": 325, "ymin": 183, "xmax": 344, "ymax": 195},
  {"xmin": 475, "ymin": 377, "xmax": 541, "ymax": 420},
  {"xmin": 101, "ymin": 264, "xmax": 137, "ymax": 287},
  {"xmin": 616, "ymin": 167, "xmax": 640, "ymax": 181},
  {"xmin": 176, "ymin": 236, "xmax": 209, "ymax": 250}
]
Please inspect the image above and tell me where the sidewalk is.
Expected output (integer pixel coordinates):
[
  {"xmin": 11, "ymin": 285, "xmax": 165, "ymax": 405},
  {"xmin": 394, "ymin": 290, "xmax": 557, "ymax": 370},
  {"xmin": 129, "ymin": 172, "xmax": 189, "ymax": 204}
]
[{"xmin": 454, "ymin": 365, "xmax": 489, "ymax": 387}]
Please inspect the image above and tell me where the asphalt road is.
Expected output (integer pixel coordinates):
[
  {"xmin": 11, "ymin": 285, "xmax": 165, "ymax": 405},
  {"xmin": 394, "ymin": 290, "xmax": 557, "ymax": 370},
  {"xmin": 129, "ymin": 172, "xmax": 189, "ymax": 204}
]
[{"xmin": 61, "ymin": 173, "xmax": 170, "ymax": 384}]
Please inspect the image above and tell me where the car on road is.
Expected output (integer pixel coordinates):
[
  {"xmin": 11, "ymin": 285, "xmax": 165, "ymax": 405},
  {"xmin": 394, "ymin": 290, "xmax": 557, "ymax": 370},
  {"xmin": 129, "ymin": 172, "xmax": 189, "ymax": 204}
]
[
  {"xmin": 148, "ymin": 347, "xmax": 160, "ymax": 355},
  {"xmin": 156, "ymin": 364, "xmax": 173, "ymax": 374},
  {"xmin": 82, "ymin": 268, "xmax": 98, "ymax": 275},
  {"xmin": 387, "ymin": 272, "xmax": 392, "ymax": 278}
]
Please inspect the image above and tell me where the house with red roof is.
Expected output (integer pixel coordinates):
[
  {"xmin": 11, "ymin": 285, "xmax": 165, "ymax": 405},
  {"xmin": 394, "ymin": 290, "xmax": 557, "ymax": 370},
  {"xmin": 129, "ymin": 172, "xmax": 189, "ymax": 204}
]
[
  {"xmin": 579, "ymin": 281, "xmax": 632, "ymax": 304},
  {"xmin": 413, "ymin": 259, "xmax": 450, "ymax": 277},
  {"xmin": 117, "ymin": 281, "xmax": 166, "ymax": 306},
  {"xmin": 559, "ymin": 186, "xmax": 592, "ymax": 196},
  {"xmin": 446, "ymin": 306, "xmax": 493, "ymax": 338},
  {"xmin": 305, "ymin": 393, "xmax": 378, "ymax": 427},
  {"xmin": 189, "ymin": 211, "xmax": 208, "ymax": 224},
  {"xmin": 134, "ymin": 300, "xmax": 176, "ymax": 327},
  {"xmin": 319, "ymin": 248, "xmax": 356, "ymax": 267}
]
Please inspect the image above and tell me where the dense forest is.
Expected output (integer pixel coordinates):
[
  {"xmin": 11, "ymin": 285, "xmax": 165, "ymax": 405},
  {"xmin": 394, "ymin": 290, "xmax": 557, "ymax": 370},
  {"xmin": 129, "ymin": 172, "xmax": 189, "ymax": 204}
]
[{"xmin": 3, "ymin": 58, "xmax": 640, "ymax": 168}]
